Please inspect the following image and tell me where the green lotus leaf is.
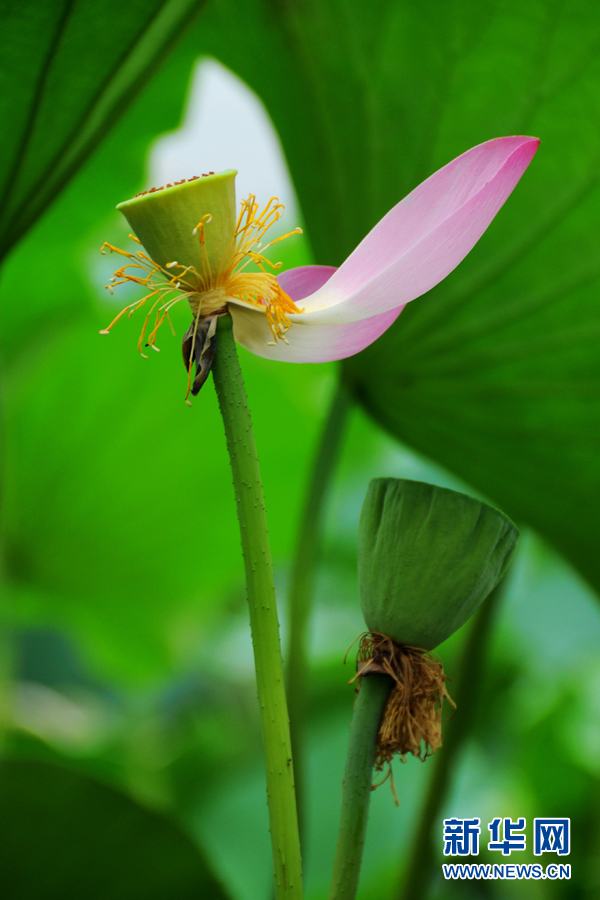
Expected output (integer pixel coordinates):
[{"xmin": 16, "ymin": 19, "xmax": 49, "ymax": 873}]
[{"xmin": 0, "ymin": 758, "xmax": 228, "ymax": 899}]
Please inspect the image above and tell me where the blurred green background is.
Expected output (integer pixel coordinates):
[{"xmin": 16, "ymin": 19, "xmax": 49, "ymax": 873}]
[{"xmin": 1, "ymin": 1, "xmax": 599, "ymax": 897}]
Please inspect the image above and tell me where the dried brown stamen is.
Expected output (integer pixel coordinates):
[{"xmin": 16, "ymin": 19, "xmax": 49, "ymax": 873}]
[{"xmin": 351, "ymin": 632, "xmax": 455, "ymax": 769}]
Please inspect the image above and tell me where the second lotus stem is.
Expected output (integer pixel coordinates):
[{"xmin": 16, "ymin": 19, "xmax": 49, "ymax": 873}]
[{"xmin": 330, "ymin": 674, "xmax": 392, "ymax": 899}]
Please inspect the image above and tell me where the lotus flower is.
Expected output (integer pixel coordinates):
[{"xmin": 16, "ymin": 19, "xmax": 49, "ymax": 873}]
[{"xmin": 101, "ymin": 136, "xmax": 538, "ymax": 394}]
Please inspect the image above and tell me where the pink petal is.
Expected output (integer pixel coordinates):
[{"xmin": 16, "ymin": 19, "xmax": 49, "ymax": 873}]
[
  {"xmin": 230, "ymin": 302, "xmax": 403, "ymax": 363},
  {"xmin": 277, "ymin": 264, "xmax": 336, "ymax": 300},
  {"xmin": 302, "ymin": 136, "xmax": 540, "ymax": 323},
  {"xmin": 224, "ymin": 266, "xmax": 336, "ymax": 317}
]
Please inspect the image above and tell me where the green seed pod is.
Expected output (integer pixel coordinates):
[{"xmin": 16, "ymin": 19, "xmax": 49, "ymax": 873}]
[
  {"xmin": 358, "ymin": 478, "xmax": 518, "ymax": 650},
  {"xmin": 117, "ymin": 170, "xmax": 237, "ymax": 278}
]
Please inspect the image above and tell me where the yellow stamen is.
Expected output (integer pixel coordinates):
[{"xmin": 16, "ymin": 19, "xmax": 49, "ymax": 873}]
[{"xmin": 100, "ymin": 193, "xmax": 303, "ymax": 351}]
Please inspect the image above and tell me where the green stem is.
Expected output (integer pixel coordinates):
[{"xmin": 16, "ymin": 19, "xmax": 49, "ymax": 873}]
[
  {"xmin": 397, "ymin": 581, "xmax": 506, "ymax": 899},
  {"xmin": 212, "ymin": 316, "xmax": 303, "ymax": 899},
  {"xmin": 0, "ymin": 347, "xmax": 7, "ymax": 741},
  {"xmin": 330, "ymin": 675, "xmax": 392, "ymax": 900},
  {"xmin": 286, "ymin": 378, "xmax": 350, "ymax": 833}
]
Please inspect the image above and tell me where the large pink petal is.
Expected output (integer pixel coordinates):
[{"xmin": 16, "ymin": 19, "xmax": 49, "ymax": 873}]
[
  {"xmin": 230, "ymin": 302, "xmax": 403, "ymax": 363},
  {"xmin": 301, "ymin": 136, "xmax": 539, "ymax": 323},
  {"xmin": 277, "ymin": 264, "xmax": 336, "ymax": 300}
]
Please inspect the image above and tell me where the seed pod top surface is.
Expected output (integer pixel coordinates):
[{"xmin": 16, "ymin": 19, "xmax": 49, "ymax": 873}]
[{"xmin": 117, "ymin": 170, "xmax": 237, "ymax": 277}]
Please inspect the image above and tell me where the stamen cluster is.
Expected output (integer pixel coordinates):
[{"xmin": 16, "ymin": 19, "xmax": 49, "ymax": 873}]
[{"xmin": 100, "ymin": 194, "xmax": 303, "ymax": 379}]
